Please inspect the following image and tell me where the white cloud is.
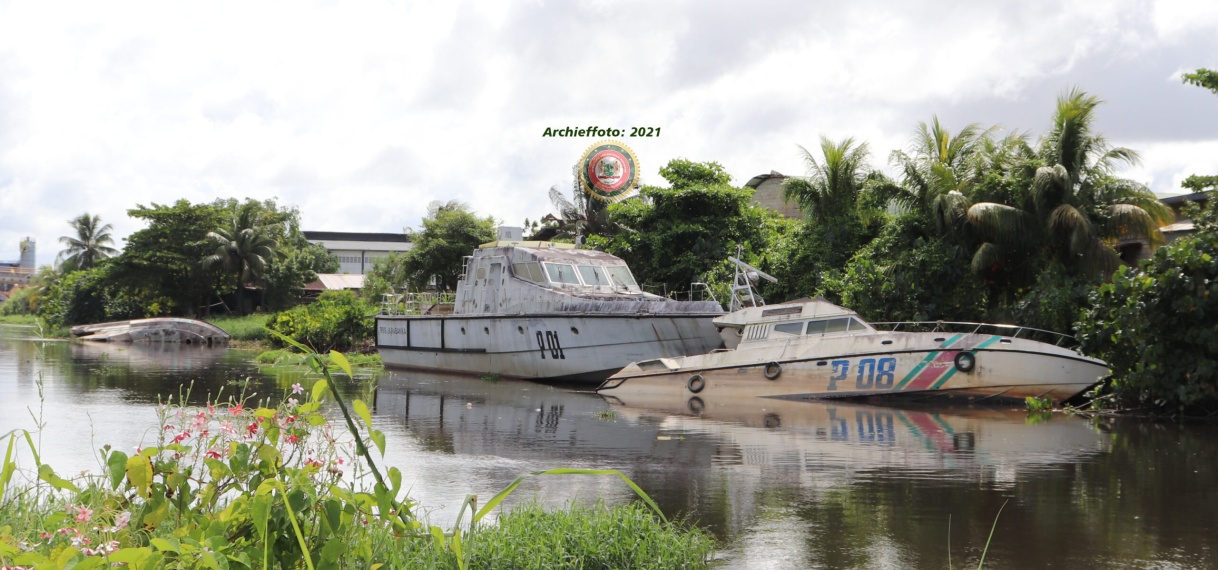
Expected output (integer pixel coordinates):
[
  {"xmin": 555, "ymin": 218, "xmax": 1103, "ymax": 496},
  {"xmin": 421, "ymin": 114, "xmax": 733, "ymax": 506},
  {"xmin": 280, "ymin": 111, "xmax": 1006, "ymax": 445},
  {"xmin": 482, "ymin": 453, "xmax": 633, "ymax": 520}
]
[{"xmin": 0, "ymin": 0, "xmax": 1215, "ymax": 264}]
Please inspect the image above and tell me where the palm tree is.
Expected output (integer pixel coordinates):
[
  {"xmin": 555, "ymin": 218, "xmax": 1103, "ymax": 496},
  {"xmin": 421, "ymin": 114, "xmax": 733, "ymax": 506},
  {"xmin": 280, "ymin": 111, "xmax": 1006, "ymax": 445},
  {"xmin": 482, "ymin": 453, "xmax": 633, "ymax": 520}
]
[
  {"xmin": 783, "ymin": 136, "xmax": 872, "ymax": 223},
  {"xmin": 967, "ymin": 88, "xmax": 1172, "ymax": 280},
  {"xmin": 204, "ymin": 203, "xmax": 278, "ymax": 313},
  {"xmin": 57, "ymin": 213, "xmax": 119, "ymax": 272},
  {"xmin": 886, "ymin": 117, "xmax": 992, "ymax": 234}
]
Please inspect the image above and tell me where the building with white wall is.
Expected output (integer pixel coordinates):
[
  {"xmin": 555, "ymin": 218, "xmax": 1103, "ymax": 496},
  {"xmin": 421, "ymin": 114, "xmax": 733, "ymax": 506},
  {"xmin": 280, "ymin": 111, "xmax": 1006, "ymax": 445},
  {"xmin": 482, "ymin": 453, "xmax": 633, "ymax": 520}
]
[{"xmin": 303, "ymin": 231, "xmax": 412, "ymax": 274}]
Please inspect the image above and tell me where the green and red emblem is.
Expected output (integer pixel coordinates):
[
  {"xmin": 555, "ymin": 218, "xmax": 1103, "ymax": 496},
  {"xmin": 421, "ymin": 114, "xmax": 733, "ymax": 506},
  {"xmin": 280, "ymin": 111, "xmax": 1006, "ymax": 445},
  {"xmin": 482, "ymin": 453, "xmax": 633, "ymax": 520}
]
[{"xmin": 579, "ymin": 140, "xmax": 639, "ymax": 202}]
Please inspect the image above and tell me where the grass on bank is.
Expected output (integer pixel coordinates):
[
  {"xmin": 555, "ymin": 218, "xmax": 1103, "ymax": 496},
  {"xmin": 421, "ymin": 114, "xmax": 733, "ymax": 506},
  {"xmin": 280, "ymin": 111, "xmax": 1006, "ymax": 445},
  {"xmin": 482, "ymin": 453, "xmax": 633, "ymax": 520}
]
[
  {"xmin": 0, "ymin": 314, "xmax": 38, "ymax": 326},
  {"xmin": 205, "ymin": 313, "xmax": 271, "ymax": 341},
  {"xmin": 256, "ymin": 348, "xmax": 382, "ymax": 369}
]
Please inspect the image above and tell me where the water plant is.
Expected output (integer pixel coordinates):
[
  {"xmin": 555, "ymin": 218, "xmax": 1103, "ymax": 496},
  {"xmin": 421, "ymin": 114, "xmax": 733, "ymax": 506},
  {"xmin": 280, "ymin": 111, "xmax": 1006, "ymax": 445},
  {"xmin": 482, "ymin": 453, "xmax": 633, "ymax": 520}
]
[{"xmin": 1024, "ymin": 396, "xmax": 1054, "ymax": 413}]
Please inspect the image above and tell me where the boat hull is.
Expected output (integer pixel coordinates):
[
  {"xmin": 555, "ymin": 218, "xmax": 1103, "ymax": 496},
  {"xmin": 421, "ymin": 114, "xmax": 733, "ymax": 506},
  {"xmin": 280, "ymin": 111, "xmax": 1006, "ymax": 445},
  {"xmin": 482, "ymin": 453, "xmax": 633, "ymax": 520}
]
[
  {"xmin": 598, "ymin": 332, "xmax": 1109, "ymax": 404},
  {"xmin": 376, "ymin": 313, "xmax": 724, "ymax": 383}
]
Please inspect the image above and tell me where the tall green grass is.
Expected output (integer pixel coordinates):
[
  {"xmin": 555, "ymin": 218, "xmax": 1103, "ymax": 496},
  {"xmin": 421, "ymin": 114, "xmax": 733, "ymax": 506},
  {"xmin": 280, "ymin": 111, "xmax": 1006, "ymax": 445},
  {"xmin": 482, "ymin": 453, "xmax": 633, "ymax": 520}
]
[
  {"xmin": 0, "ymin": 314, "xmax": 38, "ymax": 325},
  {"xmin": 205, "ymin": 313, "xmax": 271, "ymax": 341}
]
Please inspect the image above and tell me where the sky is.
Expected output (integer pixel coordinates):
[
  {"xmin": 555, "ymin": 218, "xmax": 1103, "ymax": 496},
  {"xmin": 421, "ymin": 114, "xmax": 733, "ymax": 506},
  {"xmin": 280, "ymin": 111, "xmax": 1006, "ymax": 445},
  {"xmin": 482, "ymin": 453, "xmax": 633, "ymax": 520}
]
[{"xmin": 1, "ymin": 0, "xmax": 1216, "ymax": 267}]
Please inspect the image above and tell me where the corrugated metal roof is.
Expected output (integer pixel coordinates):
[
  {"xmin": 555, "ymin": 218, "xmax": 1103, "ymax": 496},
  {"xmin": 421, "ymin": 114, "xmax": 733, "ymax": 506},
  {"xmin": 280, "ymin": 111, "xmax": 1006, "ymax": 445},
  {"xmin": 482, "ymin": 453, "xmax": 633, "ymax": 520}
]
[
  {"xmin": 303, "ymin": 231, "xmax": 411, "ymax": 243},
  {"xmin": 309, "ymin": 240, "xmax": 414, "ymax": 252},
  {"xmin": 306, "ymin": 274, "xmax": 366, "ymax": 290}
]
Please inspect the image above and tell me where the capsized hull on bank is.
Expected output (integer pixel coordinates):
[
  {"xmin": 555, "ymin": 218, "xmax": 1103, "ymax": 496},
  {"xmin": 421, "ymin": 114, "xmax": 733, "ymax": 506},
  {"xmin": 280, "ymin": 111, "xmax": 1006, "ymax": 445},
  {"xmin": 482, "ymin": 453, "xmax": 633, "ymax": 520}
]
[
  {"xmin": 597, "ymin": 299, "xmax": 1109, "ymax": 404},
  {"xmin": 376, "ymin": 231, "xmax": 724, "ymax": 383}
]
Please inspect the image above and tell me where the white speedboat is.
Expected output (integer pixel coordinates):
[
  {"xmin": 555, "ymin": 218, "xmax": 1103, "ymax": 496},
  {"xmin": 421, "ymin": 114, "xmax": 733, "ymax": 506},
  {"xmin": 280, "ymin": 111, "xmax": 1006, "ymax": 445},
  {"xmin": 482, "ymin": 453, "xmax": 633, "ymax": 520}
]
[
  {"xmin": 375, "ymin": 229, "xmax": 724, "ymax": 383},
  {"xmin": 597, "ymin": 298, "xmax": 1109, "ymax": 404}
]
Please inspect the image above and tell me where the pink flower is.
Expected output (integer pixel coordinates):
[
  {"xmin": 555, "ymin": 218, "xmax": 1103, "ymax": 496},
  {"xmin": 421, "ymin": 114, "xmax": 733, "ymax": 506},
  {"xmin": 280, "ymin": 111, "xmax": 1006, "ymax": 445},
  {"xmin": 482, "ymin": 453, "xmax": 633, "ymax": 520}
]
[
  {"xmin": 229, "ymin": 403, "xmax": 244, "ymax": 415},
  {"xmin": 285, "ymin": 434, "xmax": 300, "ymax": 445},
  {"xmin": 291, "ymin": 383, "xmax": 304, "ymax": 395},
  {"xmin": 74, "ymin": 506, "xmax": 93, "ymax": 523}
]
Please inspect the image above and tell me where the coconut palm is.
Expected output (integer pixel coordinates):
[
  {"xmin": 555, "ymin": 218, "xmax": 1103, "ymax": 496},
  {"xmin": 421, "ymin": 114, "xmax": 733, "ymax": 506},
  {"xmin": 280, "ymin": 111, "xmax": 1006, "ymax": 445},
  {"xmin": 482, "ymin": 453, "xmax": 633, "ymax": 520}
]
[
  {"xmin": 57, "ymin": 213, "xmax": 119, "ymax": 272},
  {"xmin": 784, "ymin": 136, "xmax": 872, "ymax": 223},
  {"xmin": 203, "ymin": 203, "xmax": 279, "ymax": 313},
  {"xmin": 885, "ymin": 117, "xmax": 994, "ymax": 233},
  {"xmin": 967, "ymin": 88, "xmax": 1172, "ymax": 280}
]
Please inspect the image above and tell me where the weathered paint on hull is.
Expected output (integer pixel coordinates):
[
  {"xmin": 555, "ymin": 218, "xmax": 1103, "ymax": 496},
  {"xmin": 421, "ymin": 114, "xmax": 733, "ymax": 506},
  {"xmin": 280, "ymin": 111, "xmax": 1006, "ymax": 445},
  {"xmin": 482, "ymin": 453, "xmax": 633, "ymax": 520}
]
[
  {"xmin": 376, "ymin": 313, "xmax": 723, "ymax": 382},
  {"xmin": 599, "ymin": 333, "xmax": 1109, "ymax": 404}
]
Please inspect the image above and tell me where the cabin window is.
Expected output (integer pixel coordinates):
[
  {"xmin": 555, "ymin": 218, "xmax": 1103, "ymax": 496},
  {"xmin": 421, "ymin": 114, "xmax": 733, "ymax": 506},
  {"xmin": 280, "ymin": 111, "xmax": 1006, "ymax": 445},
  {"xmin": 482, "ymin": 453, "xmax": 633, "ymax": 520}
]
[
  {"xmin": 773, "ymin": 322, "xmax": 803, "ymax": 336},
  {"xmin": 513, "ymin": 262, "xmax": 546, "ymax": 283},
  {"xmin": 544, "ymin": 263, "xmax": 581, "ymax": 285},
  {"xmin": 476, "ymin": 267, "xmax": 486, "ymax": 280},
  {"xmin": 578, "ymin": 265, "xmax": 611, "ymax": 287},
  {"xmin": 604, "ymin": 266, "xmax": 639, "ymax": 289},
  {"xmin": 806, "ymin": 317, "xmax": 869, "ymax": 335}
]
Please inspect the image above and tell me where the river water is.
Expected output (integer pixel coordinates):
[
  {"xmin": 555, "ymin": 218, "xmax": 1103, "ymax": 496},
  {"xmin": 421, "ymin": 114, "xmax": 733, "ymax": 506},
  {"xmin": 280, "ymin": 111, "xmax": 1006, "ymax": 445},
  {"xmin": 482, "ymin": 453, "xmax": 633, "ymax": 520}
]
[{"xmin": 2, "ymin": 325, "xmax": 1215, "ymax": 569}]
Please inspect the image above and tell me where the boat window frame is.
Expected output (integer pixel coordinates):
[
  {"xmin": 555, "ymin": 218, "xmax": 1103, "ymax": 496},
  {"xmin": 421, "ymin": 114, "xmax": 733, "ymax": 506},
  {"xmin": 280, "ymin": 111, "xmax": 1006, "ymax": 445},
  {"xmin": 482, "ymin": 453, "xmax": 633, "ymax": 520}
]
[
  {"xmin": 512, "ymin": 261, "xmax": 546, "ymax": 283},
  {"xmin": 772, "ymin": 322, "xmax": 803, "ymax": 336},
  {"xmin": 543, "ymin": 262, "xmax": 582, "ymax": 285},
  {"xmin": 805, "ymin": 316, "xmax": 868, "ymax": 336},
  {"xmin": 577, "ymin": 265, "xmax": 612, "ymax": 288},
  {"xmin": 604, "ymin": 265, "xmax": 639, "ymax": 290}
]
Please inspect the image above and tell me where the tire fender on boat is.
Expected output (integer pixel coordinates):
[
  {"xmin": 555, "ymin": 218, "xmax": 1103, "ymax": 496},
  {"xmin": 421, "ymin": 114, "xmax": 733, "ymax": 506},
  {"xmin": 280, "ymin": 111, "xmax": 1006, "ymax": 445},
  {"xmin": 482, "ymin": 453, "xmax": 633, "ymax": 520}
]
[
  {"xmin": 687, "ymin": 374, "xmax": 706, "ymax": 393},
  {"xmin": 763, "ymin": 361, "xmax": 782, "ymax": 380},
  {"xmin": 954, "ymin": 351, "xmax": 976, "ymax": 373}
]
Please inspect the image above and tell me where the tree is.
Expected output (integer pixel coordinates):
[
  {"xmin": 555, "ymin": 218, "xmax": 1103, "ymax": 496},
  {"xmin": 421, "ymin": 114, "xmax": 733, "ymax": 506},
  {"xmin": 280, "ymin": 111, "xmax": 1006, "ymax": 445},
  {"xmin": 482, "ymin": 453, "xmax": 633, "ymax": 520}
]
[
  {"xmin": 885, "ymin": 117, "xmax": 991, "ymax": 234},
  {"xmin": 783, "ymin": 137, "xmax": 872, "ymax": 224},
  {"xmin": 57, "ymin": 213, "xmax": 118, "ymax": 272},
  {"xmin": 107, "ymin": 200, "xmax": 226, "ymax": 317},
  {"xmin": 203, "ymin": 202, "xmax": 280, "ymax": 314},
  {"xmin": 967, "ymin": 88, "xmax": 1172, "ymax": 281},
  {"xmin": 380, "ymin": 201, "xmax": 495, "ymax": 291},
  {"xmin": 604, "ymin": 159, "xmax": 779, "ymax": 295},
  {"xmin": 1182, "ymin": 68, "xmax": 1218, "ymax": 95}
]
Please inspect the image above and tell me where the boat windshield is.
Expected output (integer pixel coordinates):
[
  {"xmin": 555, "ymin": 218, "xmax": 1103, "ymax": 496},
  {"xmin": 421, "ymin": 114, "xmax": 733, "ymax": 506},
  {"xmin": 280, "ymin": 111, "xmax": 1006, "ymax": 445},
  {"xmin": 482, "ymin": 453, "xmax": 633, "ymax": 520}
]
[
  {"xmin": 544, "ymin": 263, "xmax": 581, "ymax": 285},
  {"xmin": 577, "ymin": 265, "xmax": 611, "ymax": 287},
  {"xmin": 604, "ymin": 266, "xmax": 638, "ymax": 289}
]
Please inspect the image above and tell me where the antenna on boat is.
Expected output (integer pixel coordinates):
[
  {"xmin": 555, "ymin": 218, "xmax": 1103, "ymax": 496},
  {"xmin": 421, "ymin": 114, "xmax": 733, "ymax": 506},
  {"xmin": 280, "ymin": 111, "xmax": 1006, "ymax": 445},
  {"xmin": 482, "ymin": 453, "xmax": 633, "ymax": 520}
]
[{"xmin": 727, "ymin": 245, "xmax": 776, "ymax": 312}]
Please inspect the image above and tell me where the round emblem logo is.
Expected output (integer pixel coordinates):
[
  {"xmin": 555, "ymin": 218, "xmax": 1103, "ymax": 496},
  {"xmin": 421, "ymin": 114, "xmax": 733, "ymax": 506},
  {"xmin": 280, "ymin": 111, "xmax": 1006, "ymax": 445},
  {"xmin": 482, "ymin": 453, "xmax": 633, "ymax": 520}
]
[{"xmin": 579, "ymin": 140, "xmax": 639, "ymax": 202}]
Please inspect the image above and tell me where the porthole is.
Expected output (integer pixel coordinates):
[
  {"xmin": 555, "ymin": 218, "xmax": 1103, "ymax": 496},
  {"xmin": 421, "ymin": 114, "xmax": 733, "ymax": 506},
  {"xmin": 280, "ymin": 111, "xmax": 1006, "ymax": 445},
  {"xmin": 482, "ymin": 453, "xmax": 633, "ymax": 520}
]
[
  {"xmin": 518, "ymin": 326, "xmax": 525, "ymax": 334},
  {"xmin": 484, "ymin": 327, "xmax": 490, "ymax": 334},
  {"xmin": 460, "ymin": 327, "xmax": 466, "ymax": 335},
  {"xmin": 571, "ymin": 327, "xmax": 579, "ymax": 334}
]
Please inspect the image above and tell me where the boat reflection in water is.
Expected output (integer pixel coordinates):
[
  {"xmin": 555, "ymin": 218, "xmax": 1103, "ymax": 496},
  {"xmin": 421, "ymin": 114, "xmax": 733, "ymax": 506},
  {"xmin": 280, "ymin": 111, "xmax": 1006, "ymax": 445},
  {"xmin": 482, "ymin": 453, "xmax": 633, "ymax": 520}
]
[{"xmin": 373, "ymin": 370, "xmax": 1111, "ymax": 567}]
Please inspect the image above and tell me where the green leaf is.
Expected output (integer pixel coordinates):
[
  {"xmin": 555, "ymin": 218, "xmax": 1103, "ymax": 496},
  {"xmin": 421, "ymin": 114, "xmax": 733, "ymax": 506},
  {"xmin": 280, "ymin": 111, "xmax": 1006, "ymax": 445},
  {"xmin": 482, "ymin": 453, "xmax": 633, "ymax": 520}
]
[
  {"xmin": 330, "ymin": 350, "xmax": 353, "ymax": 376},
  {"xmin": 353, "ymin": 399, "xmax": 373, "ymax": 430},
  {"xmin": 126, "ymin": 454, "xmax": 154, "ymax": 498},
  {"xmin": 389, "ymin": 466, "xmax": 402, "ymax": 496},
  {"xmin": 106, "ymin": 450, "xmax": 129, "ymax": 489},
  {"xmin": 106, "ymin": 547, "xmax": 153, "ymax": 564},
  {"xmin": 312, "ymin": 379, "xmax": 329, "ymax": 402},
  {"xmin": 38, "ymin": 464, "xmax": 79, "ymax": 493},
  {"xmin": 369, "ymin": 430, "xmax": 386, "ymax": 457},
  {"xmin": 150, "ymin": 538, "xmax": 179, "ymax": 553}
]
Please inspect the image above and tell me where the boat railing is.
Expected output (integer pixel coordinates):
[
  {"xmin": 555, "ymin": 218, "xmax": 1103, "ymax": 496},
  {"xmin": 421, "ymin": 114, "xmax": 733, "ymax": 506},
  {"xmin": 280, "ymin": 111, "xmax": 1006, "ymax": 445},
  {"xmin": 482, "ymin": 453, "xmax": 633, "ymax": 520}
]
[
  {"xmin": 868, "ymin": 320, "xmax": 1079, "ymax": 347},
  {"xmin": 379, "ymin": 291, "xmax": 457, "ymax": 315},
  {"xmin": 641, "ymin": 282, "xmax": 719, "ymax": 304}
]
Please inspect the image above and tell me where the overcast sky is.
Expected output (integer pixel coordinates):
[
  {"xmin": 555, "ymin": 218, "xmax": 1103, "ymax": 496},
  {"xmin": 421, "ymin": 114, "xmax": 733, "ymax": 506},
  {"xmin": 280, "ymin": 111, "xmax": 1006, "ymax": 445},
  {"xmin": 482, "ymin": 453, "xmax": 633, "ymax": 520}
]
[{"xmin": 1, "ymin": 0, "xmax": 1215, "ymax": 266}]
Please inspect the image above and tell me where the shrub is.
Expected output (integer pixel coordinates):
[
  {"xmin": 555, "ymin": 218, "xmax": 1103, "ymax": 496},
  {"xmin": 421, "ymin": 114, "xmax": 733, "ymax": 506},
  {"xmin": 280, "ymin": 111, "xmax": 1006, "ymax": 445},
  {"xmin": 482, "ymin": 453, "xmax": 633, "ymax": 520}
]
[
  {"xmin": 267, "ymin": 290, "xmax": 375, "ymax": 353},
  {"xmin": 1076, "ymin": 199, "xmax": 1218, "ymax": 413}
]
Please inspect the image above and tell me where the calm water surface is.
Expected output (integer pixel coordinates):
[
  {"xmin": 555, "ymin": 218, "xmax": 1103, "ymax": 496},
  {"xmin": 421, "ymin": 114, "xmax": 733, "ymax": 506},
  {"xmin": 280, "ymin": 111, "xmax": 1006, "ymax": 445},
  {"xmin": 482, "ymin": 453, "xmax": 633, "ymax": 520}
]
[{"xmin": 2, "ymin": 324, "xmax": 1215, "ymax": 569}]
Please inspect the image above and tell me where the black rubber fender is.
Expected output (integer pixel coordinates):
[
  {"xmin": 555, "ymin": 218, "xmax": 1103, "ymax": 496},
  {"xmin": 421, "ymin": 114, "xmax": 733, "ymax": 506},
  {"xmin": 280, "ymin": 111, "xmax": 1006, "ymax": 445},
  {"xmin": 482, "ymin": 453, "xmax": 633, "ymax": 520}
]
[
  {"xmin": 763, "ymin": 361, "xmax": 782, "ymax": 380},
  {"xmin": 687, "ymin": 374, "xmax": 706, "ymax": 393},
  {"xmin": 954, "ymin": 351, "xmax": 977, "ymax": 373}
]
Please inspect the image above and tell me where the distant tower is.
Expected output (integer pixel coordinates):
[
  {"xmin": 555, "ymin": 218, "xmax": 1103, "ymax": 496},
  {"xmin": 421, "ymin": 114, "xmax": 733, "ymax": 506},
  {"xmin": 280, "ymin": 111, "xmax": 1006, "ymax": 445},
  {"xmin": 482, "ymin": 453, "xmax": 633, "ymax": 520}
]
[{"xmin": 18, "ymin": 237, "xmax": 35, "ymax": 270}]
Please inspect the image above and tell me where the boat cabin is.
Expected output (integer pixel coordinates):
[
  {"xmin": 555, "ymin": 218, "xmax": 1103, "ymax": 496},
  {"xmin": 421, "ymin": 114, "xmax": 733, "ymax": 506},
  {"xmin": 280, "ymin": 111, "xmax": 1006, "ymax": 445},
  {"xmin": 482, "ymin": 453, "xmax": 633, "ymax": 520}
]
[
  {"xmin": 455, "ymin": 240, "xmax": 665, "ymax": 315},
  {"xmin": 714, "ymin": 299, "xmax": 876, "ymax": 348}
]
